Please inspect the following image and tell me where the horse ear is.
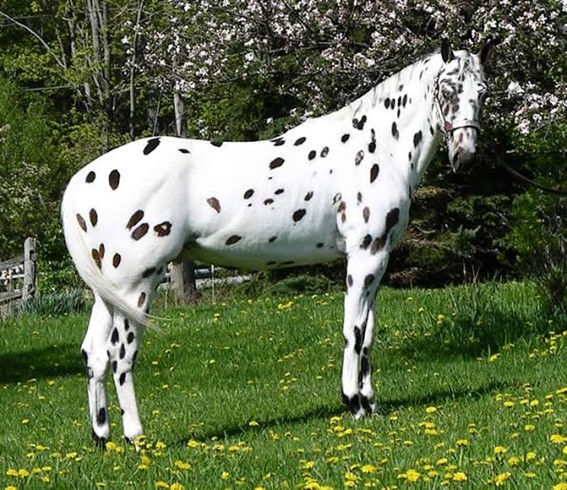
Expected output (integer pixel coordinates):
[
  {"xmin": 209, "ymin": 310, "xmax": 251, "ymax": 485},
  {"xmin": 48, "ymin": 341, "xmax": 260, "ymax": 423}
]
[
  {"xmin": 478, "ymin": 38, "xmax": 494, "ymax": 65},
  {"xmin": 441, "ymin": 38, "xmax": 454, "ymax": 63}
]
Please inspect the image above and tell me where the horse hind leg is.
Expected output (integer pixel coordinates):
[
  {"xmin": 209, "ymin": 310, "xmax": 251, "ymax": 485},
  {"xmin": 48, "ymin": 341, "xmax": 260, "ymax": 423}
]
[
  {"xmin": 107, "ymin": 309, "xmax": 145, "ymax": 443},
  {"xmin": 81, "ymin": 295, "xmax": 113, "ymax": 448},
  {"xmin": 106, "ymin": 280, "xmax": 159, "ymax": 444}
]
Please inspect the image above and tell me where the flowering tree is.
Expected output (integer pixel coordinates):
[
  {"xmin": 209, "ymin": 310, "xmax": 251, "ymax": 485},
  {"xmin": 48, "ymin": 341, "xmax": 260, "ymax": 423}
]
[{"xmin": 128, "ymin": 0, "xmax": 566, "ymax": 140}]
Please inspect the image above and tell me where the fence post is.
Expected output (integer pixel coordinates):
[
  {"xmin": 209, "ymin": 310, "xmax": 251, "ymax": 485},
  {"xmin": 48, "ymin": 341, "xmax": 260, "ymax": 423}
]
[
  {"xmin": 22, "ymin": 237, "xmax": 37, "ymax": 302},
  {"xmin": 171, "ymin": 258, "xmax": 197, "ymax": 305}
]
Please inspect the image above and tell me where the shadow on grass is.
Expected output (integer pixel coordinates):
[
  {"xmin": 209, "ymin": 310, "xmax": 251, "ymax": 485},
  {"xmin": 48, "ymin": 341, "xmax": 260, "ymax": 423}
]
[
  {"xmin": 0, "ymin": 344, "xmax": 83, "ymax": 383},
  {"xmin": 174, "ymin": 380, "xmax": 508, "ymax": 446},
  {"xmin": 393, "ymin": 286, "xmax": 565, "ymax": 362}
]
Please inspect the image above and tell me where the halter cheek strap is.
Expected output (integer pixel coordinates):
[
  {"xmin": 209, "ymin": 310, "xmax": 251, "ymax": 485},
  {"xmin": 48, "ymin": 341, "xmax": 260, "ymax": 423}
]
[{"xmin": 433, "ymin": 74, "xmax": 481, "ymax": 141}]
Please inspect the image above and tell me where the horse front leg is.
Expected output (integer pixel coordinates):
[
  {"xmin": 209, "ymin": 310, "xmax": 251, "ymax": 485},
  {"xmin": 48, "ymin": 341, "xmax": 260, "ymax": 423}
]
[{"xmin": 341, "ymin": 250, "xmax": 388, "ymax": 418}]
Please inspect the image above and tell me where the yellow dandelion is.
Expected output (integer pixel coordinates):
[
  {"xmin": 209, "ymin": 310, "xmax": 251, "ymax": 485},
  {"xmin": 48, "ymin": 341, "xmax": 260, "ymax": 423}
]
[
  {"xmin": 221, "ymin": 471, "xmax": 230, "ymax": 480},
  {"xmin": 551, "ymin": 434, "xmax": 567, "ymax": 444},
  {"xmin": 508, "ymin": 456, "xmax": 521, "ymax": 466},
  {"xmin": 170, "ymin": 484, "xmax": 185, "ymax": 490},
  {"xmin": 436, "ymin": 458, "xmax": 449, "ymax": 466},
  {"xmin": 6, "ymin": 486, "xmax": 18, "ymax": 490},
  {"xmin": 186, "ymin": 439, "xmax": 199, "ymax": 448},
  {"xmin": 155, "ymin": 482, "xmax": 169, "ymax": 488},
  {"xmin": 175, "ymin": 460, "xmax": 191, "ymax": 471},
  {"xmin": 399, "ymin": 469, "xmax": 421, "ymax": 482},
  {"xmin": 493, "ymin": 472, "xmax": 511, "ymax": 486},
  {"xmin": 456, "ymin": 439, "xmax": 469, "ymax": 447},
  {"xmin": 525, "ymin": 451, "xmax": 537, "ymax": 462},
  {"xmin": 452, "ymin": 472, "xmax": 467, "ymax": 482},
  {"xmin": 524, "ymin": 424, "xmax": 536, "ymax": 432},
  {"xmin": 302, "ymin": 461, "xmax": 315, "ymax": 470},
  {"xmin": 503, "ymin": 401, "xmax": 514, "ymax": 408},
  {"xmin": 248, "ymin": 420, "xmax": 259, "ymax": 427},
  {"xmin": 489, "ymin": 353, "xmax": 500, "ymax": 362},
  {"xmin": 553, "ymin": 483, "xmax": 567, "ymax": 490},
  {"xmin": 361, "ymin": 464, "xmax": 377, "ymax": 473},
  {"xmin": 425, "ymin": 406, "xmax": 438, "ymax": 414},
  {"xmin": 6, "ymin": 469, "xmax": 18, "ymax": 477},
  {"xmin": 494, "ymin": 446, "xmax": 508, "ymax": 456}
]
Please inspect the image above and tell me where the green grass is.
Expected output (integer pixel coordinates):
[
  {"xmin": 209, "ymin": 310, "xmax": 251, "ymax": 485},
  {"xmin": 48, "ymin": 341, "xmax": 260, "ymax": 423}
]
[{"xmin": 1, "ymin": 281, "xmax": 566, "ymax": 489}]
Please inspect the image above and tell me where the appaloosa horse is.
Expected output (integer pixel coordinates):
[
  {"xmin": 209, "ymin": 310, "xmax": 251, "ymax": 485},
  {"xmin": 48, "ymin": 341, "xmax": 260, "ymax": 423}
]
[{"xmin": 62, "ymin": 39, "xmax": 492, "ymax": 445}]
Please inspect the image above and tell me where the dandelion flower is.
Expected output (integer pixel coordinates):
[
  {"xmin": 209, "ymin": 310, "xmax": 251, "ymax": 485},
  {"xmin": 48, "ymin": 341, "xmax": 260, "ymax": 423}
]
[
  {"xmin": 494, "ymin": 446, "xmax": 508, "ymax": 455},
  {"xmin": 493, "ymin": 472, "xmax": 511, "ymax": 486},
  {"xmin": 452, "ymin": 472, "xmax": 467, "ymax": 482},
  {"xmin": 550, "ymin": 434, "xmax": 567, "ymax": 444},
  {"xmin": 425, "ymin": 406, "xmax": 437, "ymax": 414}
]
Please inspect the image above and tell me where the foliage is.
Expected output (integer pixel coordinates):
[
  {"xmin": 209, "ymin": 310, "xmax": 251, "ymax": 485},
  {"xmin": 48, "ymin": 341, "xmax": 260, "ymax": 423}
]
[
  {"xmin": 0, "ymin": 77, "xmax": 67, "ymax": 260},
  {"xmin": 503, "ymin": 122, "xmax": 567, "ymax": 310},
  {"xmin": 18, "ymin": 289, "xmax": 88, "ymax": 316},
  {"xmin": 0, "ymin": 0, "xmax": 565, "ymax": 285},
  {"xmin": 1, "ymin": 282, "xmax": 567, "ymax": 488}
]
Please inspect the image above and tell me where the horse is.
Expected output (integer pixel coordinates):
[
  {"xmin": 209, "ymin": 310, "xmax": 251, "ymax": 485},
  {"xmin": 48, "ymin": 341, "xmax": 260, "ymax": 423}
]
[{"xmin": 61, "ymin": 39, "xmax": 492, "ymax": 446}]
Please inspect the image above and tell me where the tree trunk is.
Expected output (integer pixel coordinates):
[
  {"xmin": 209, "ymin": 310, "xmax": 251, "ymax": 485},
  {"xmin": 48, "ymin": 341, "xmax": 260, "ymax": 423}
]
[{"xmin": 170, "ymin": 90, "xmax": 197, "ymax": 304}]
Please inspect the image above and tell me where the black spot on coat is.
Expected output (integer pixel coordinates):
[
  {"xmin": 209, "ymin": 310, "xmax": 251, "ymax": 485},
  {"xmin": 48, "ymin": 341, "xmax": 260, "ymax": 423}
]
[
  {"xmin": 89, "ymin": 208, "xmax": 98, "ymax": 227},
  {"xmin": 76, "ymin": 214, "xmax": 87, "ymax": 232},
  {"xmin": 413, "ymin": 131, "xmax": 423, "ymax": 147},
  {"xmin": 226, "ymin": 235, "xmax": 242, "ymax": 245},
  {"xmin": 86, "ymin": 171, "xmax": 96, "ymax": 183},
  {"xmin": 131, "ymin": 223, "xmax": 149, "ymax": 240},
  {"xmin": 154, "ymin": 222, "xmax": 172, "ymax": 237},
  {"xmin": 292, "ymin": 209, "xmax": 306, "ymax": 222},
  {"xmin": 126, "ymin": 210, "xmax": 144, "ymax": 229},
  {"xmin": 207, "ymin": 197, "xmax": 221, "ymax": 213},
  {"xmin": 96, "ymin": 407, "xmax": 107, "ymax": 426},
  {"xmin": 143, "ymin": 137, "xmax": 161, "ymax": 155},
  {"xmin": 109, "ymin": 170, "xmax": 121, "ymax": 190},
  {"xmin": 370, "ymin": 164, "xmax": 380, "ymax": 183},
  {"xmin": 269, "ymin": 157, "xmax": 284, "ymax": 169}
]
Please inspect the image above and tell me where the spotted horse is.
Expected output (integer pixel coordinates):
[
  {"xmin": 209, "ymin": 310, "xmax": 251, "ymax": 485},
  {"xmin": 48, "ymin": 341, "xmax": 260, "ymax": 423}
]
[{"xmin": 62, "ymin": 39, "xmax": 492, "ymax": 446}]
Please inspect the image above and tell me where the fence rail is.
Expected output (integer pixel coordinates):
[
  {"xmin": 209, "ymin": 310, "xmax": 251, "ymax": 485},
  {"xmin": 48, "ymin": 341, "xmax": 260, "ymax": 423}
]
[{"xmin": 0, "ymin": 237, "xmax": 37, "ymax": 309}]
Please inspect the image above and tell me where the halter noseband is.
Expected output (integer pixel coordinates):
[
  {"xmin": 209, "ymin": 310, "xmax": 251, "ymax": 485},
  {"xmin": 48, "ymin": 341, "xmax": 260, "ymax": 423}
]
[{"xmin": 433, "ymin": 73, "xmax": 481, "ymax": 141}]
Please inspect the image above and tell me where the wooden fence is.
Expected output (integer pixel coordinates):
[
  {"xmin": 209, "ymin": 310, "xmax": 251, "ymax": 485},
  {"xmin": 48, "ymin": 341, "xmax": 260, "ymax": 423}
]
[{"xmin": 0, "ymin": 237, "xmax": 37, "ymax": 310}]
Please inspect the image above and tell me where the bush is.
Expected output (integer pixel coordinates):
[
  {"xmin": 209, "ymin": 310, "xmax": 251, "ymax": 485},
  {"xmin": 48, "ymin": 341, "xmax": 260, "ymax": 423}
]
[
  {"xmin": 505, "ymin": 123, "xmax": 567, "ymax": 311},
  {"xmin": 18, "ymin": 290, "xmax": 88, "ymax": 317}
]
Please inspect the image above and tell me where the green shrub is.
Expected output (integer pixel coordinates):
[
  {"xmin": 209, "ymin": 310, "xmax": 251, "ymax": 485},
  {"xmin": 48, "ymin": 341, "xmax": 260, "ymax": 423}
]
[{"xmin": 18, "ymin": 290, "xmax": 88, "ymax": 317}]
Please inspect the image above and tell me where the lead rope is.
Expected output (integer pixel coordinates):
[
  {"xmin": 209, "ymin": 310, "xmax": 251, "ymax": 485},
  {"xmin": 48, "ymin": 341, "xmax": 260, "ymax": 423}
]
[{"xmin": 496, "ymin": 160, "xmax": 567, "ymax": 197}]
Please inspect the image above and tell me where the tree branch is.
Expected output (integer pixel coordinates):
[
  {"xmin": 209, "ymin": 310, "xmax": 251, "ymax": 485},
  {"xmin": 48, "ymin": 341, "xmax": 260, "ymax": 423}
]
[{"xmin": 0, "ymin": 10, "xmax": 66, "ymax": 70}]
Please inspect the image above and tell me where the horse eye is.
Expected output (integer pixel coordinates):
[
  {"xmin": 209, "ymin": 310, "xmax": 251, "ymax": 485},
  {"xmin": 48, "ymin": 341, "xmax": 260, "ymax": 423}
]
[{"xmin": 442, "ymin": 87, "xmax": 455, "ymax": 99}]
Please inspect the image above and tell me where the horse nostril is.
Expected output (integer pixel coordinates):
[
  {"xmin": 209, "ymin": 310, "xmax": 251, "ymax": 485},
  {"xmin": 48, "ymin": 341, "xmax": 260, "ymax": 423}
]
[{"xmin": 453, "ymin": 151, "xmax": 460, "ymax": 167}]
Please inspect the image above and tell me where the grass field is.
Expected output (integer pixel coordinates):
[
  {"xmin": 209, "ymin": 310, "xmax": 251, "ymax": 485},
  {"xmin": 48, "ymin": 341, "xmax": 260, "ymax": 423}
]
[{"xmin": 1, "ymin": 281, "xmax": 566, "ymax": 489}]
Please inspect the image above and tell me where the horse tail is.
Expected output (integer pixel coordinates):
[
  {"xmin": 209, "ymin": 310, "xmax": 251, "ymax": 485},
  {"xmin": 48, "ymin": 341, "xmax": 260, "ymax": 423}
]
[{"xmin": 61, "ymin": 181, "xmax": 151, "ymax": 328}]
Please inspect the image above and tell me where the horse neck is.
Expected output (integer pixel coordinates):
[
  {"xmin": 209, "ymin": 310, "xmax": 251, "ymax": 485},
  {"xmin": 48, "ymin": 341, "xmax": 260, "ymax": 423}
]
[{"xmin": 347, "ymin": 54, "xmax": 445, "ymax": 190}]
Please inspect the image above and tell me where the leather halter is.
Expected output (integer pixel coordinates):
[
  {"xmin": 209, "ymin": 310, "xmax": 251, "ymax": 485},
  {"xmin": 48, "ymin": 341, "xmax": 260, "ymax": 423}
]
[{"xmin": 433, "ymin": 73, "xmax": 481, "ymax": 141}]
